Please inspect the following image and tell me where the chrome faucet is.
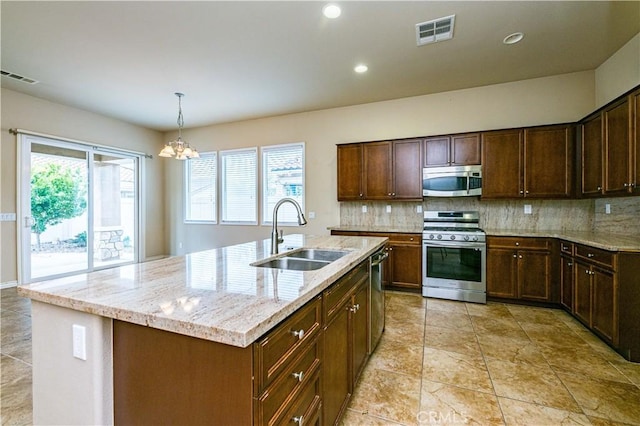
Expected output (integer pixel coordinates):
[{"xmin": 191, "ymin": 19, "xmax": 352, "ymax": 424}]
[{"xmin": 271, "ymin": 198, "xmax": 307, "ymax": 254}]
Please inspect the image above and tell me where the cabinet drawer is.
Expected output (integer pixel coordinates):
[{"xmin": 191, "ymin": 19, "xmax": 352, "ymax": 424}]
[
  {"xmin": 575, "ymin": 244, "xmax": 615, "ymax": 270},
  {"xmin": 487, "ymin": 236, "xmax": 549, "ymax": 251},
  {"xmin": 274, "ymin": 370, "xmax": 322, "ymax": 426},
  {"xmin": 559, "ymin": 240, "xmax": 574, "ymax": 255},
  {"xmin": 323, "ymin": 261, "xmax": 368, "ymax": 324},
  {"xmin": 256, "ymin": 338, "xmax": 321, "ymax": 425},
  {"xmin": 254, "ymin": 296, "xmax": 321, "ymax": 393},
  {"xmin": 388, "ymin": 233, "xmax": 421, "ymax": 244}
]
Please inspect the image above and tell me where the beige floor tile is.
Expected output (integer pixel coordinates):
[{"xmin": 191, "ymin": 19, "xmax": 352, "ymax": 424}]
[
  {"xmin": 538, "ymin": 344, "xmax": 631, "ymax": 384},
  {"xmin": 609, "ymin": 360, "xmax": 640, "ymax": 386},
  {"xmin": 476, "ymin": 334, "xmax": 547, "ymax": 366},
  {"xmin": 420, "ymin": 380, "xmax": 504, "ymax": 425},
  {"xmin": 507, "ymin": 305, "xmax": 565, "ymax": 326},
  {"xmin": 469, "ymin": 315, "xmax": 528, "ymax": 339},
  {"xmin": 465, "ymin": 302, "xmax": 513, "ymax": 319},
  {"xmin": 341, "ymin": 408, "xmax": 405, "ymax": 425},
  {"xmin": 386, "ymin": 291, "xmax": 427, "ymax": 310},
  {"xmin": 422, "ymin": 347, "xmax": 494, "ymax": 394},
  {"xmin": 586, "ymin": 415, "xmax": 635, "ymax": 426},
  {"xmin": 519, "ymin": 322, "xmax": 592, "ymax": 350},
  {"xmin": 1, "ymin": 288, "xmax": 31, "ymax": 314},
  {"xmin": 368, "ymin": 332, "xmax": 424, "ymax": 377},
  {"xmin": 0, "ymin": 355, "xmax": 33, "ymax": 426},
  {"xmin": 498, "ymin": 397, "xmax": 591, "ymax": 426},
  {"xmin": 558, "ymin": 372, "xmax": 640, "ymax": 425},
  {"xmin": 485, "ymin": 357, "xmax": 582, "ymax": 413},
  {"xmin": 349, "ymin": 368, "xmax": 422, "ymax": 425},
  {"xmin": 425, "ymin": 310, "xmax": 473, "ymax": 332},
  {"xmin": 387, "ymin": 302, "xmax": 426, "ymax": 324},
  {"xmin": 423, "ymin": 325, "xmax": 482, "ymax": 358},
  {"xmin": 425, "ymin": 298, "xmax": 469, "ymax": 315}
]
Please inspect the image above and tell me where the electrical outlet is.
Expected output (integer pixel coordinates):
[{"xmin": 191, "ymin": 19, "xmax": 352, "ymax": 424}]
[
  {"xmin": 605, "ymin": 204, "xmax": 611, "ymax": 214},
  {"xmin": 361, "ymin": 205, "xmax": 367, "ymax": 213},
  {"xmin": 72, "ymin": 324, "xmax": 87, "ymax": 361},
  {"xmin": 416, "ymin": 205, "xmax": 423, "ymax": 213},
  {"xmin": 386, "ymin": 205, "xmax": 392, "ymax": 213},
  {"xmin": 178, "ymin": 242, "xmax": 183, "ymax": 249},
  {"xmin": 308, "ymin": 211, "xmax": 316, "ymax": 219},
  {"xmin": 524, "ymin": 204, "xmax": 532, "ymax": 215}
]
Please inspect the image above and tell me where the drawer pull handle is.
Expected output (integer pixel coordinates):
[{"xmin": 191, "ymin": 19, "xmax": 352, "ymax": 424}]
[
  {"xmin": 292, "ymin": 371, "xmax": 304, "ymax": 382},
  {"xmin": 291, "ymin": 329, "xmax": 305, "ymax": 340},
  {"xmin": 587, "ymin": 253, "xmax": 595, "ymax": 258},
  {"xmin": 349, "ymin": 303, "xmax": 360, "ymax": 313},
  {"xmin": 293, "ymin": 415, "xmax": 304, "ymax": 426},
  {"xmin": 567, "ymin": 262, "xmax": 573, "ymax": 266}
]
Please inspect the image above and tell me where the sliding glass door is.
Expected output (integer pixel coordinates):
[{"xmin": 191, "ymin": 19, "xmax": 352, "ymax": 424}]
[{"xmin": 19, "ymin": 134, "xmax": 140, "ymax": 283}]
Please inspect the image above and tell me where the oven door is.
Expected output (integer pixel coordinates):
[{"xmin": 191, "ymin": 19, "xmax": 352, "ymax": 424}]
[{"xmin": 422, "ymin": 239, "xmax": 486, "ymax": 292}]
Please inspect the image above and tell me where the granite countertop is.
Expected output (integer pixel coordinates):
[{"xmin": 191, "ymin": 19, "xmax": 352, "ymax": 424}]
[
  {"xmin": 328, "ymin": 225, "xmax": 423, "ymax": 234},
  {"xmin": 483, "ymin": 229, "xmax": 640, "ymax": 252},
  {"xmin": 17, "ymin": 234, "xmax": 387, "ymax": 348}
]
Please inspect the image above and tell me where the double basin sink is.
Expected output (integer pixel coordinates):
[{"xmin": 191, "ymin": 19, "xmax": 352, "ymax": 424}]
[{"xmin": 252, "ymin": 248, "xmax": 350, "ymax": 271}]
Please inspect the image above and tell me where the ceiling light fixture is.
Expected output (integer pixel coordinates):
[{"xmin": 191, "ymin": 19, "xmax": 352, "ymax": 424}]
[
  {"xmin": 159, "ymin": 92, "xmax": 199, "ymax": 160},
  {"xmin": 503, "ymin": 32, "xmax": 524, "ymax": 45},
  {"xmin": 323, "ymin": 4, "xmax": 341, "ymax": 19},
  {"xmin": 354, "ymin": 64, "xmax": 368, "ymax": 73}
]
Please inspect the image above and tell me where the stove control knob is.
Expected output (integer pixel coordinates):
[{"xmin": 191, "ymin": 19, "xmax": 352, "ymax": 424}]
[
  {"xmin": 464, "ymin": 235, "xmax": 470, "ymax": 241},
  {"xmin": 429, "ymin": 234, "xmax": 435, "ymax": 240},
  {"xmin": 450, "ymin": 235, "xmax": 456, "ymax": 240},
  {"xmin": 472, "ymin": 236, "xmax": 479, "ymax": 241},
  {"xmin": 436, "ymin": 234, "xmax": 442, "ymax": 240}
]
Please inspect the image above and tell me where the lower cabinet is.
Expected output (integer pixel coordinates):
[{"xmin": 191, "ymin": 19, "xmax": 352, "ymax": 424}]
[
  {"xmin": 331, "ymin": 230, "xmax": 422, "ymax": 292},
  {"xmin": 486, "ymin": 237, "xmax": 553, "ymax": 302},
  {"xmin": 559, "ymin": 242, "xmax": 575, "ymax": 311}
]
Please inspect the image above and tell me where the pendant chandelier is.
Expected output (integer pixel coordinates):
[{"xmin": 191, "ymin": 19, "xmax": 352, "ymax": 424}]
[{"xmin": 159, "ymin": 92, "xmax": 199, "ymax": 160}]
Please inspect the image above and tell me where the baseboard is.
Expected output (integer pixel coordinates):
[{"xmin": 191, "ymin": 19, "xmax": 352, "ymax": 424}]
[
  {"xmin": 144, "ymin": 255, "xmax": 169, "ymax": 262},
  {"xmin": 1, "ymin": 281, "xmax": 18, "ymax": 290}
]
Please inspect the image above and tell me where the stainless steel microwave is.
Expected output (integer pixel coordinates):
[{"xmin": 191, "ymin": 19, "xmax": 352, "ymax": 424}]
[{"xmin": 422, "ymin": 165, "xmax": 482, "ymax": 197}]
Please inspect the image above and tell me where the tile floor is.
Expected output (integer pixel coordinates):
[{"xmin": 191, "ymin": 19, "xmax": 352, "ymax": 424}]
[{"xmin": 1, "ymin": 287, "xmax": 640, "ymax": 425}]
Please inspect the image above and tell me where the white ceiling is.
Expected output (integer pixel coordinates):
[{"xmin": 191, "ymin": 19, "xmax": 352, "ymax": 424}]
[{"xmin": 2, "ymin": 1, "xmax": 639, "ymax": 131}]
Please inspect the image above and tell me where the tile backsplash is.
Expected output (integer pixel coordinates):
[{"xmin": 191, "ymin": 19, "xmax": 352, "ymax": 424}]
[{"xmin": 339, "ymin": 196, "xmax": 640, "ymax": 235}]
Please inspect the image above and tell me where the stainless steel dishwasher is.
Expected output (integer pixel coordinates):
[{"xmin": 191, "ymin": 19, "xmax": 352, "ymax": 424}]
[{"xmin": 369, "ymin": 247, "xmax": 387, "ymax": 353}]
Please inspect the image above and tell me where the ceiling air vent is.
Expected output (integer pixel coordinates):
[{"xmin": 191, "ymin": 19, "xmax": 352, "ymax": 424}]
[
  {"xmin": 1, "ymin": 69, "xmax": 39, "ymax": 84},
  {"xmin": 416, "ymin": 14, "xmax": 455, "ymax": 46}
]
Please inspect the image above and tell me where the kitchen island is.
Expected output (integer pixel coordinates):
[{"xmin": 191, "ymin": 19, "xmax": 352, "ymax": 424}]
[{"xmin": 18, "ymin": 234, "xmax": 387, "ymax": 425}]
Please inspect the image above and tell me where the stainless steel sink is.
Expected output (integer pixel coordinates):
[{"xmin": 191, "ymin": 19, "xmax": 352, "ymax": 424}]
[
  {"xmin": 286, "ymin": 248, "xmax": 350, "ymax": 262},
  {"xmin": 253, "ymin": 257, "xmax": 330, "ymax": 271}
]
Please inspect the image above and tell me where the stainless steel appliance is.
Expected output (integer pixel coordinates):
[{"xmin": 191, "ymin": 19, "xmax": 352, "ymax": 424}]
[
  {"xmin": 422, "ymin": 211, "xmax": 486, "ymax": 303},
  {"xmin": 422, "ymin": 165, "xmax": 482, "ymax": 197},
  {"xmin": 369, "ymin": 248, "xmax": 387, "ymax": 352}
]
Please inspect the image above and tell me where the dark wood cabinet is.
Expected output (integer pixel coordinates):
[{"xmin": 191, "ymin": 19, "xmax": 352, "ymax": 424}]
[
  {"xmin": 423, "ymin": 133, "xmax": 481, "ymax": 167},
  {"xmin": 559, "ymin": 241, "xmax": 575, "ymax": 311},
  {"xmin": 337, "ymin": 139, "xmax": 422, "ymax": 201},
  {"xmin": 337, "ymin": 143, "xmax": 363, "ymax": 201},
  {"xmin": 631, "ymin": 89, "xmax": 640, "ymax": 193},
  {"xmin": 580, "ymin": 113, "xmax": 604, "ymax": 196},
  {"xmin": 604, "ymin": 97, "xmax": 631, "ymax": 195},
  {"xmin": 486, "ymin": 237, "xmax": 552, "ymax": 302},
  {"xmin": 482, "ymin": 125, "xmax": 574, "ymax": 199}
]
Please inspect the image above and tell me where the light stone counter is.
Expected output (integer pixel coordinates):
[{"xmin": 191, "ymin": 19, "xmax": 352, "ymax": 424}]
[
  {"xmin": 18, "ymin": 234, "xmax": 387, "ymax": 348},
  {"xmin": 484, "ymin": 229, "xmax": 640, "ymax": 252},
  {"xmin": 328, "ymin": 225, "xmax": 423, "ymax": 234}
]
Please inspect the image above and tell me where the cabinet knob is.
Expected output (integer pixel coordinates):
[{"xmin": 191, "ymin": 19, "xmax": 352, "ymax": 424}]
[
  {"xmin": 519, "ymin": 190, "xmax": 524, "ymax": 194},
  {"xmin": 388, "ymin": 193, "xmax": 392, "ymax": 196},
  {"xmin": 624, "ymin": 183, "xmax": 629, "ymax": 187},
  {"xmin": 292, "ymin": 371, "xmax": 304, "ymax": 382},
  {"xmin": 587, "ymin": 253, "xmax": 595, "ymax": 258},
  {"xmin": 518, "ymin": 255, "xmax": 523, "ymax": 259},
  {"xmin": 597, "ymin": 186, "xmax": 602, "ymax": 191},
  {"xmin": 392, "ymin": 192, "xmax": 396, "ymax": 196},
  {"xmin": 359, "ymin": 193, "xmax": 363, "ymax": 197},
  {"xmin": 513, "ymin": 254, "xmax": 517, "ymax": 258},
  {"xmin": 567, "ymin": 262, "xmax": 573, "ymax": 266},
  {"xmin": 410, "ymin": 237, "xmax": 414, "ymax": 241},
  {"xmin": 293, "ymin": 415, "xmax": 304, "ymax": 426},
  {"xmin": 515, "ymin": 242, "xmax": 520, "ymax": 246},
  {"xmin": 525, "ymin": 191, "xmax": 529, "ymax": 194},
  {"xmin": 291, "ymin": 329, "xmax": 305, "ymax": 340},
  {"xmin": 585, "ymin": 270, "xmax": 590, "ymax": 275}
]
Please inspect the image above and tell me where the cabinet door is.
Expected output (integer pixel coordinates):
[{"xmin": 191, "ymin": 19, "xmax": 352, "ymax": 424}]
[
  {"xmin": 337, "ymin": 144, "xmax": 363, "ymax": 201},
  {"xmin": 388, "ymin": 243, "xmax": 422, "ymax": 290},
  {"xmin": 592, "ymin": 268, "xmax": 617, "ymax": 345},
  {"xmin": 451, "ymin": 133, "xmax": 481, "ymax": 165},
  {"xmin": 392, "ymin": 139, "xmax": 423, "ymax": 199},
  {"xmin": 423, "ymin": 136, "xmax": 450, "ymax": 167},
  {"xmin": 524, "ymin": 125, "xmax": 574, "ymax": 198},
  {"xmin": 581, "ymin": 113, "xmax": 604, "ymax": 196},
  {"xmin": 574, "ymin": 261, "xmax": 592, "ymax": 326},
  {"xmin": 322, "ymin": 305, "xmax": 350, "ymax": 425},
  {"xmin": 604, "ymin": 98, "xmax": 631, "ymax": 194},
  {"xmin": 631, "ymin": 89, "xmax": 640, "ymax": 192},
  {"xmin": 363, "ymin": 142, "xmax": 392, "ymax": 199},
  {"xmin": 481, "ymin": 129, "xmax": 523, "ymax": 198},
  {"xmin": 486, "ymin": 247, "xmax": 518, "ymax": 298},
  {"xmin": 518, "ymin": 250, "xmax": 551, "ymax": 301},
  {"xmin": 560, "ymin": 254, "xmax": 574, "ymax": 311},
  {"xmin": 351, "ymin": 282, "xmax": 369, "ymax": 386}
]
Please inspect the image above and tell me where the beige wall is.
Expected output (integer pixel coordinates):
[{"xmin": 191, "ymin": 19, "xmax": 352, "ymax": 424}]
[
  {"xmin": 1, "ymin": 89, "xmax": 166, "ymax": 284},
  {"xmin": 595, "ymin": 33, "xmax": 640, "ymax": 108},
  {"xmin": 167, "ymin": 71, "xmax": 596, "ymax": 255}
]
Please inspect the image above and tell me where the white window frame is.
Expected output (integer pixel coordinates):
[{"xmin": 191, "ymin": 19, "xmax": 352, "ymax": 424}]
[
  {"xmin": 184, "ymin": 152, "xmax": 217, "ymax": 224},
  {"xmin": 220, "ymin": 147, "xmax": 258, "ymax": 225},
  {"xmin": 261, "ymin": 142, "xmax": 305, "ymax": 226}
]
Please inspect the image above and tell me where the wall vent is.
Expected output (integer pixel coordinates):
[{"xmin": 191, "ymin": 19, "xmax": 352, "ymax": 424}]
[
  {"xmin": 1, "ymin": 69, "xmax": 39, "ymax": 84},
  {"xmin": 416, "ymin": 14, "xmax": 455, "ymax": 46}
]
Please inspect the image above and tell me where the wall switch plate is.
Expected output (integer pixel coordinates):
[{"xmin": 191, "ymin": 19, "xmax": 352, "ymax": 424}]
[
  {"xmin": 0, "ymin": 213, "xmax": 16, "ymax": 221},
  {"xmin": 72, "ymin": 324, "xmax": 87, "ymax": 361},
  {"xmin": 524, "ymin": 204, "xmax": 532, "ymax": 215},
  {"xmin": 386, "ymin": 205, "xmax": 392, "ymax": 213},
  {"xmin": 308, "ymin": 211, "xmax": 316, "ymax": 219},
  {"xmin": 361, "ymin": 205, "xmax": 367, "ymax": 213},
  {"xmin": 605, "ymin": 204, "xmax": 611, "ymax": 214},
  {"xmin": 416, "ymin": 205, "xmax": 423, "ymax": 213}
]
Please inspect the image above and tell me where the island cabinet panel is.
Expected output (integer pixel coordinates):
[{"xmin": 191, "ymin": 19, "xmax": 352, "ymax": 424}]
[{"xmin": 113, "ymin": 320, "xmax": 254, "ymax": 426}]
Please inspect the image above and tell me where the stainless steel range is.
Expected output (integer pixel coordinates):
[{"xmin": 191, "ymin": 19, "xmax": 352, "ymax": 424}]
[{"xmin": 422, "ymin": 211, "xmax": 486, "ymax": 303}]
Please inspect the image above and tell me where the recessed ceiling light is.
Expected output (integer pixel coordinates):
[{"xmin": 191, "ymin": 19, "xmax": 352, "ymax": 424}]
[
  {"xmin": 354, "ymin": 64, "xmax": 368, "ymax": 74},
  {"xmin": 503, "ymin": 32, "xmax": 524, "ymax": 45},
  {"xmin": 323, "ymin": 4, "xmax": 341, "ymax": 19}
]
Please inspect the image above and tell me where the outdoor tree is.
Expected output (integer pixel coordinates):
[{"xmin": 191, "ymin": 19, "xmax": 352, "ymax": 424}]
[{"xmin": 31, "ymin": 163, "xmax": 87, "ymax": 250}]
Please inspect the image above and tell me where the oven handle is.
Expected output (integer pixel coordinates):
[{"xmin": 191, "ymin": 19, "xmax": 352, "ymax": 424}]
[{"xmin": 423, "ymin": 240, "xmax": 485, "ymax": 249}]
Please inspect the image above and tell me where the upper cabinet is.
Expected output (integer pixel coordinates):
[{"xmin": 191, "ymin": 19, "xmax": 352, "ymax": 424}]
[
  {"xmin": 581, "ymin": 112, "xmax": 604, "ymax": 196},
  {"xmin": 482, "ymin": 125, "xmax": 574, "ymax": 199},
  {"xmin": 337, "ymin": 138, "xmax": 422, "ymax": 201},
  {"xmin": 423, "ymin": 133, "xmax": 481, "ymax": 167},
  {"xmin": 604, "ymin": 97, "xmax": 631, "ymax": 195},
  {"xmin": 632, "ymin": 89, "xmax": 640, "ymax": 193}
]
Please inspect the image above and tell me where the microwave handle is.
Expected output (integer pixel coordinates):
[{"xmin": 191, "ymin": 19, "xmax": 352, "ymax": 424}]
[{"xmin": 466, "ymin": 173, "xmax": 470, "ymax": 195}]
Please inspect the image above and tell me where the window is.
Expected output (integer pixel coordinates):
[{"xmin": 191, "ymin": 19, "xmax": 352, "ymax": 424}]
[
  {"xmin": 185, "ymin": 152, "xmax": 217, "ymax": 223},
  {"xmin": 220, "ymin": 148, "xmax": 257, "ymax": 224},
  {"xmin": 262, "ymin": 143, "xmax": 305, "ymax": 224}
]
